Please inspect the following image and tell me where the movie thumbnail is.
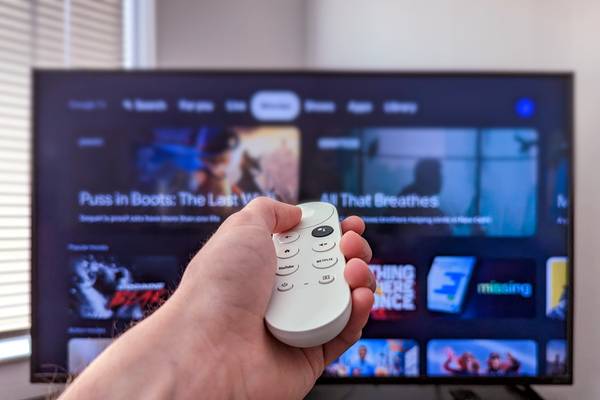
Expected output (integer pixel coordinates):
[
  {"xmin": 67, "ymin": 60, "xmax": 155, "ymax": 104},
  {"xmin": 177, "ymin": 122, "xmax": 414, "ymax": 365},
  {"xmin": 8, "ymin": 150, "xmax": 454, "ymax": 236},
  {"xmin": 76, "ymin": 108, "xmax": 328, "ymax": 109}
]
[
  {"xmin": 331, "ymin": 127, "xmax": 538, "ymax": 237},
  {"xmin": 324, "ymin": 339, "xmax": 419, "ymax": 377},
  {"xmin": 428, "ymin": 257, "xmax": 536, "ymax": 318},
  {"xmin": 545, "ymin": 140, "xmax": 569, "ymax": 226},
  {"xmin": 546, "ymin": 257, "xmax": 568, "ymax": 320},
  {"xmin": 427, "ymin": 256, "xmax": 475, "ymax": 314},
  {"xmin": 68, "ymin": 338, "xmax": 113, "ymax": 374},
  {"xmin": 427, "ymin": 339, "xmax": 537, "ymax": 377},
  {"xmin": 69, "ymin": 255, "xmax": 178, "ymax": 320},
  {"xmin": 546, "ymin": 340, "xmax": 567, "ymax": 376},
  {"xmin": 370, "ymin": 263, "xmax": 417, "ymax": 320},
  {"xmin": 136, "ymin": 126, "xmax": 300, "ymax": 204}
]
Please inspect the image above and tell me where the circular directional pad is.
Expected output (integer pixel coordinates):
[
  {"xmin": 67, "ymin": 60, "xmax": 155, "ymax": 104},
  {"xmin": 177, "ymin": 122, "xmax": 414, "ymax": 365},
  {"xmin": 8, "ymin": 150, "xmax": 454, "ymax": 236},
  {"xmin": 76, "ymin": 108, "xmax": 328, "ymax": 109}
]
[{"xmin": 296, "ymin": 202, "xmax": 334, "ymax": 229}]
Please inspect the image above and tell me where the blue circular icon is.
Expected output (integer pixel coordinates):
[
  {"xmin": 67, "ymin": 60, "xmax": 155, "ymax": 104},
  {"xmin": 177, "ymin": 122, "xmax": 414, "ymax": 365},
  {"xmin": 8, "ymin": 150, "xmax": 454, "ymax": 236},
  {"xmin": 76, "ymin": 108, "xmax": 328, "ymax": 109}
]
[{"xmin": 515, "ymin": 97, "xmax": 535, "ymax": 118}]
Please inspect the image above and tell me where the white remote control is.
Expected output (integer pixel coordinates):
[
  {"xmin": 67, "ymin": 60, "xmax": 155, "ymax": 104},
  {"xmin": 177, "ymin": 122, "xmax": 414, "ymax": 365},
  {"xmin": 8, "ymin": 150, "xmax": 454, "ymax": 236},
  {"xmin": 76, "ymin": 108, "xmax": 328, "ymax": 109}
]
[{"xmin": 265, "ymin": 202, "xmax": 351, "ymax": 348}]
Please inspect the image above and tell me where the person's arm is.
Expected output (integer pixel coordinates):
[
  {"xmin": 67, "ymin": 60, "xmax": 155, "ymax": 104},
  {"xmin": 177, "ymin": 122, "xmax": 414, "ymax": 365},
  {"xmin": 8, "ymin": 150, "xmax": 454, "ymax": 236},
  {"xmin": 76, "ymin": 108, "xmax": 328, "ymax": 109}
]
[
  {"xmin": 59, "ymin": 297, "xmax": 235, "ymax": 399},
  {"xmin": 60, "ymin": 198, "xmax": 375, "ymax": 400}
]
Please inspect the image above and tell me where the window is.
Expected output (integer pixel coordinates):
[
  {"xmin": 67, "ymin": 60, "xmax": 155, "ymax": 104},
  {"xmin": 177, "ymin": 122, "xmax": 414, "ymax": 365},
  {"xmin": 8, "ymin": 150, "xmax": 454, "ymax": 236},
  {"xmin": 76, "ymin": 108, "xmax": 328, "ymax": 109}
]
[{"xmin": 0, "ymin": 0, "xmax": 124, "ymax": 341}]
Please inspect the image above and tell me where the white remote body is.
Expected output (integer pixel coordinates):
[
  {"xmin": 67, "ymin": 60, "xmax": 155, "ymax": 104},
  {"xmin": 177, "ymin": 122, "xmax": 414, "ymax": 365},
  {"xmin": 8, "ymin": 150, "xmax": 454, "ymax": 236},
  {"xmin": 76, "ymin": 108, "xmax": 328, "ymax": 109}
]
[{"xmin": 265, "ymin": 202, "xmax": 351, "ymax": 348}]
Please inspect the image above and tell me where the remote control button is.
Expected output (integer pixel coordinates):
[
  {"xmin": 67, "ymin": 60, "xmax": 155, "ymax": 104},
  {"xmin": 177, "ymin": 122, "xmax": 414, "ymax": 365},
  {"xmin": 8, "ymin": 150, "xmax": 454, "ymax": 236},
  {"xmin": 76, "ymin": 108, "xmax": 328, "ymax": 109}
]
[
  {"xmin": 276, "ymin": 263, "xmax": 299, "ymax": 276},
  {"xmin": 313, "ymin": 255, "xmax": 338, "ymax": 269},
  {"xmin": 275, "ymin": 231, "xmax": 300, "ymax": 244},
  {"xmin": 277, "ymin": 281, "xmax": 293, "ymax": 292},
  {"xmin": 312, "ymin": 240, "xmax": 335, "ymax": 252},
  {"xmin": 312, "ymin": 225, "xmax": 334, "ymax": 238},
  {"xmin": 296, "ymin": 202, "xmax": 335, "ymax": 229},
  {"xmin": 319, "ymin": 274, "xmax": 335, "ymax": 284},
  {"xmin": 276, "ymin": 246, "xmax": 299, "ymax": 259}
]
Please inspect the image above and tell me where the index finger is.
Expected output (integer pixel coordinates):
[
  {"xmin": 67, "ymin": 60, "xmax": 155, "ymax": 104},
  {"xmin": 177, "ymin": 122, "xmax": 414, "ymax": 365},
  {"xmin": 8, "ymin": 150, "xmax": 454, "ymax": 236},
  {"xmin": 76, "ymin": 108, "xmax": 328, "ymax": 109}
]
[{"xmin": 341, "ymin": 216, "xmax": 365, "ymax": 235}]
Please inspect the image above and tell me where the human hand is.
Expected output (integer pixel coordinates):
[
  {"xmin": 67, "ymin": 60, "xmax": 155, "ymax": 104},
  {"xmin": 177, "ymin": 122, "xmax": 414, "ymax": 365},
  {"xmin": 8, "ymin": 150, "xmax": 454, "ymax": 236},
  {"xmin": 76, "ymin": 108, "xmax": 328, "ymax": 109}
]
[
  {"xmin": 60, "ymin": 198, "xmax": 374, "ymax": 400},
  {"xmin": 174, "ymin": 197, "xmax": 375, "ymax": 398}
]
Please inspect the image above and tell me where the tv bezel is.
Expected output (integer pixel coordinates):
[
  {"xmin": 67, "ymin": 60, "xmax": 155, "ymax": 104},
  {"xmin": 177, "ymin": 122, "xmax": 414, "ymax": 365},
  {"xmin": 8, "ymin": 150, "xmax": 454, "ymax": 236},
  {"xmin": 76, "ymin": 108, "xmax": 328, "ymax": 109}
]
[{"xmin": 30, "ymin": 70, "xmax": 574, "ymax": 385}]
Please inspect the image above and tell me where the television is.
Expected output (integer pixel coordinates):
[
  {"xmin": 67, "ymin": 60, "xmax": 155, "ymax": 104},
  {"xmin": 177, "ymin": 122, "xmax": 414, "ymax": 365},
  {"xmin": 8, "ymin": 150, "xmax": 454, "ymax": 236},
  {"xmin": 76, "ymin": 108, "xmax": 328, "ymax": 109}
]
[{"xmin": 31, "ymin": 71, "xmax": 573, "ymax": 384}]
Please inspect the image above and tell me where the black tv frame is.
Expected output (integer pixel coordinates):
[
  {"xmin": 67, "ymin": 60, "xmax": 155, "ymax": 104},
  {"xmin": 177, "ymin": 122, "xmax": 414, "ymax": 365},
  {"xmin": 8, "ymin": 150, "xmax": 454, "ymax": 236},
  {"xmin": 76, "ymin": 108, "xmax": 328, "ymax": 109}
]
[{"xmin": 30, "ymin": 70, "xmax": 574, "ymax": 385}]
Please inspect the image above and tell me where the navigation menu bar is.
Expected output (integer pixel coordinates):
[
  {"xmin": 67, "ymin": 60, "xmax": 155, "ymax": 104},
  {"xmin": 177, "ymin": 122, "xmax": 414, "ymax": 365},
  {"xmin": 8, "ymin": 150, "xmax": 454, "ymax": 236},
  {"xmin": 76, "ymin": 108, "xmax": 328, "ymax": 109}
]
[{"xmin": 68, "ymin": 91, "xmax": 420, "ymax": 120}]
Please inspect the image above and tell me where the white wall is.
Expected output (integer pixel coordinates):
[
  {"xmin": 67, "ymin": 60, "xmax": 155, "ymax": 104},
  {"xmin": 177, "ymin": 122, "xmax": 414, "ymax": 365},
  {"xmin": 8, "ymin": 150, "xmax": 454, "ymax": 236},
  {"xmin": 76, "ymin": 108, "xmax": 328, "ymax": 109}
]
[
  {"xmin": 305, "ymin": 0, "xmax": 575, "ymax": 70},
  {"xmin": 563, "ymin": 1, "xmax": 600, "ymax": 399},
  {"xmin": 156, "ymin": 0, "xmax": 307, "ymax": 68}
]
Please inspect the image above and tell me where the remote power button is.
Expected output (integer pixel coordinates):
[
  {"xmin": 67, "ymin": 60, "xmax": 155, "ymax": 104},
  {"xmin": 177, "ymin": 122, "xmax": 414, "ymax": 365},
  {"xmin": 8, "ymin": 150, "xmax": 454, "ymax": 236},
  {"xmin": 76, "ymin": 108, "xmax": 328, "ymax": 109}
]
[{"xmin": 277, "ymin": 281, "xmax": 294, "ymax": 292}]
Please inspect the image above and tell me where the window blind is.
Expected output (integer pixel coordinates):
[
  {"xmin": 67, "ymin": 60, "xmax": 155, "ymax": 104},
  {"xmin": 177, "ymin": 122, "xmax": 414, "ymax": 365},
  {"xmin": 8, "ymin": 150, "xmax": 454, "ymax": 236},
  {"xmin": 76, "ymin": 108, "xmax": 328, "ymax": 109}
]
[{"xmin": 0, "ymin": 0, "xmax": 123, "ymax": 335}]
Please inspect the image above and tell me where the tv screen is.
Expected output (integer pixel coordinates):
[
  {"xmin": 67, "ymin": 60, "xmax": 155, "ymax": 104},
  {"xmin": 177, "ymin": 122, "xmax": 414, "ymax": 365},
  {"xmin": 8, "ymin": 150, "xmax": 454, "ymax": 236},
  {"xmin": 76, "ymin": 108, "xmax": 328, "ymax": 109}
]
[{"xmin": 31, "ymin": 71, "xmax": 573, "ymax": 384}]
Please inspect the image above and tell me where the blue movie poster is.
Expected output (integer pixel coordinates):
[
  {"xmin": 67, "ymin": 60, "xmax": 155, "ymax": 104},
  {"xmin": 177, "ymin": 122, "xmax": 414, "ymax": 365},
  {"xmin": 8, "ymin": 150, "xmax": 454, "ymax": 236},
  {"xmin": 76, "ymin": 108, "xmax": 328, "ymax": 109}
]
[{"xmin": 427, "ymin": 339, "xmax": 537, "ymax": 377}]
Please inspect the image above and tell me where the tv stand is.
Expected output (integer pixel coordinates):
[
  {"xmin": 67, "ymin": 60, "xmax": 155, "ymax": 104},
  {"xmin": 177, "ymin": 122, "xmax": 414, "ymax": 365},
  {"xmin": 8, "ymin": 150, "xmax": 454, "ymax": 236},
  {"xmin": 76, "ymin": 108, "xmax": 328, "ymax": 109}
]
[{"xmin": 308, "ymin": 384, "xmax": 545, "ymax": 400}]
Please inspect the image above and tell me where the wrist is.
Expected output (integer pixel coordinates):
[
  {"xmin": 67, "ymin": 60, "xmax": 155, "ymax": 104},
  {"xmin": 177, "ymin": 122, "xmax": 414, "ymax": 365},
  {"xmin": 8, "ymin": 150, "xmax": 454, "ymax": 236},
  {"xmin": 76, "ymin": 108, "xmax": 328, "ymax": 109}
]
[{"xmin": 158, "ymin": 288, "xmax": 245, "ymax": 399}]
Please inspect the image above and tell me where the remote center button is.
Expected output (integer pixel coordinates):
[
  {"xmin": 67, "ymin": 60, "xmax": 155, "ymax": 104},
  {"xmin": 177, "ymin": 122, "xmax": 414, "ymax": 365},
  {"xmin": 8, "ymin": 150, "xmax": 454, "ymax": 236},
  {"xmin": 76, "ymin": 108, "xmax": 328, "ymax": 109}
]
[
  {"xmin": 312, "ymin": 225, "xmax": 334, "ymax": 238},
  {"xmin": 276, "ymin": 231, "xmax": 300, "ymax": 244},
  {"xmin": 313, "ymin": 255, "xmax": 338, "ymax": 269},
  {"xmin": 312, "ymin": 240, "xmax": 335, "ymax": 252},
  {"xmin": 276, "ymin": 246, "xmax": 299, "ymax": 259},
  {"xmin": 319, "ymin": 274, "xmax": 335, "ymax": 284},
  {"xmin": 277, "ymin": 281, "xmax": 294, "ymax": 292},
  {"xmin": 276, "ymin": 263, "xmax": 299, "ymax": 276}
]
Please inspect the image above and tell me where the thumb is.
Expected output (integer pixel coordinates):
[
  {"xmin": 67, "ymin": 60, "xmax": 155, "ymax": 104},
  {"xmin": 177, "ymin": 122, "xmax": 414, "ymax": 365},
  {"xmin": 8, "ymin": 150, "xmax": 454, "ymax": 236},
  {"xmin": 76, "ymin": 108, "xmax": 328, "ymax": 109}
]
[{"xmin": 238, "ymin": 197, "xmax": 301, "ymax": 233}]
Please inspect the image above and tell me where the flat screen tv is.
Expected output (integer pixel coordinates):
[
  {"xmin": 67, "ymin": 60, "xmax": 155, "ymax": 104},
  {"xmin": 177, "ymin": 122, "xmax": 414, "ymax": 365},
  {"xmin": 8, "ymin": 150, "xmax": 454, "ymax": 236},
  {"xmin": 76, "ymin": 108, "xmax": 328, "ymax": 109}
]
[{"xmin": 31, "ymin": 71, "xmax": 573, "ymax": 384}]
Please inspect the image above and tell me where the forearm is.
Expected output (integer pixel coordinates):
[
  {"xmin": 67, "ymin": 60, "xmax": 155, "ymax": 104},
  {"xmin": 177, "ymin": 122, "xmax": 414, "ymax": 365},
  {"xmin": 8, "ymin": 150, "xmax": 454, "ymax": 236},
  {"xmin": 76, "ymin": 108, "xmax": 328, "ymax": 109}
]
[{"xmin": 60, "ymin": 293, "xmax": 238, "ymax": 400}]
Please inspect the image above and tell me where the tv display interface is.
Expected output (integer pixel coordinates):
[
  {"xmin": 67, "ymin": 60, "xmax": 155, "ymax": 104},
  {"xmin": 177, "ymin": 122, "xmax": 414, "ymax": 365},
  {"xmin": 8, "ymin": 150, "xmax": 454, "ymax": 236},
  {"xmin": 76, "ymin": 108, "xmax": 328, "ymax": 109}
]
[{"xmin": 32, "ymin": 71, "xmax": 573, "ymax": 384}]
